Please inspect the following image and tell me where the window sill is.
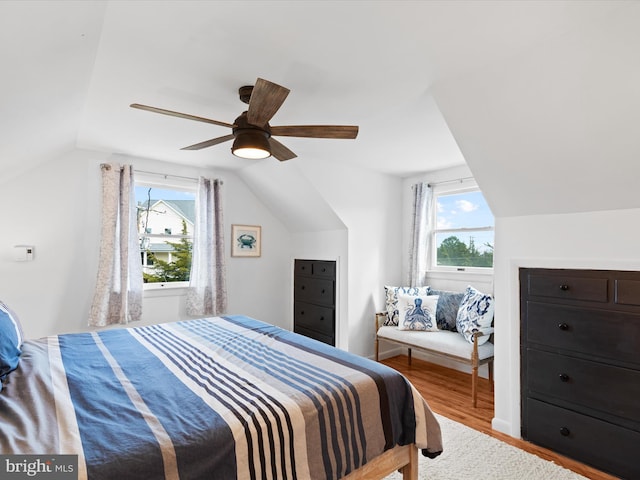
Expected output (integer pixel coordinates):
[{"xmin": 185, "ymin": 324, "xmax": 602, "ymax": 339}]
[
  {"xmin": 429, "ymin": 267, "xmax": 494, "ymax": 275},
  {"xmin": 143, "ymin": 282, "xmax": 189, "ymax": 298},
  {"xmin": 426, "ymin": 269, "xmax": 494, "ymax": 281}
]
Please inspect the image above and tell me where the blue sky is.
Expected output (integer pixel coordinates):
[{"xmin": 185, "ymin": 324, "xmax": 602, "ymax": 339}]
[
  {"xmin": 437, "ymin": 190, "xmax": 494, "ymax": 229},
  {"xmin": 436, "ymin": 190, "xmax": 494, "ymax": 252}
]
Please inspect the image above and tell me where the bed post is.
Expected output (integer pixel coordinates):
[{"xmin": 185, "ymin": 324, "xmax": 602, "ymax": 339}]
[{"xmin": 401, "ymin": 445, "xmax": 418, "ymax": 480}]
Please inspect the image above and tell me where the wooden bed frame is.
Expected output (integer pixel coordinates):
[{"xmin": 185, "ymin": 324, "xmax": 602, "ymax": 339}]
[{"xmin": 343, "ymin": 444, "xmax": 418, "ymax": 480}]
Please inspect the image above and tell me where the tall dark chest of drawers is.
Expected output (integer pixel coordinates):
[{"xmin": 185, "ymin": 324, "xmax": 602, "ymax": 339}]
[
  {"xmin": 294, "ymin": 259, "xmax": 336, "ymax": 346},
  {"xmin": 520, "ymin": 268, "xmax": 640, "ymax": 479}
]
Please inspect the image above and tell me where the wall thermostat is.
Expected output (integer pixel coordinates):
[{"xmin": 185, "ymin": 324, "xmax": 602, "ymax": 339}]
[{"xmin": 14, "ymin": 245, "xmax": 35, "ymax": 262}]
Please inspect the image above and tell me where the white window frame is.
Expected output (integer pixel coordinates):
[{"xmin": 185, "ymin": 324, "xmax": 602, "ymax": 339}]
[
  {"xmin": 135, "ymin": 173, "xmax": 197, "ymax": 291},
  {"xmin": 429, "ymin": 181, "xmax": 494, "ymax": 274}
]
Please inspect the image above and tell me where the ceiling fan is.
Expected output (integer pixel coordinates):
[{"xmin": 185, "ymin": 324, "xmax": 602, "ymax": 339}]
[{"xmin": 130, "ymin": 78, "xmax": 359, "ymax": 161}]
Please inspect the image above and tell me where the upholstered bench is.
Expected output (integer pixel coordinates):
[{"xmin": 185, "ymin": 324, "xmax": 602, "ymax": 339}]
[{"xmin": 375, "ymin": 286, "xmax": 494, "ymax": 407}]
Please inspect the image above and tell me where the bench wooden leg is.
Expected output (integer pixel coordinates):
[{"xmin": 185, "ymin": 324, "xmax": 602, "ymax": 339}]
[
  {"xmin": 489, "ymin": 360, "xmax": 494, "ymax": 392},
  {"xmin": 472, "ymin": 365, "xmax": 478, "ymax": 408},
  {"xmin": 375, "ymin": 336, "xmax": 379, "ymax": 362},
  {"xmin": 408, "ymin": 347, "xmax": 412, "ymax": 366}
]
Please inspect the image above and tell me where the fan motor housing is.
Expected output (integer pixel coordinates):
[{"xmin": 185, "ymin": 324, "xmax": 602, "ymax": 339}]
[{"xmin": 233, "ymin": 112, "xmax": 271, "ymax": 138}]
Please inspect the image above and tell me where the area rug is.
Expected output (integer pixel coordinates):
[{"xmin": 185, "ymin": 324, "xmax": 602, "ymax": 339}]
[{"xmin": 384, "ymin": 414, "xmax": 588, "ymax": 480}]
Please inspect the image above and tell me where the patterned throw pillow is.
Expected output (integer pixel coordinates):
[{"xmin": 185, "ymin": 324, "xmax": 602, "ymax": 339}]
[
  {"xmin": 456, "ymin": 286, "xmax": 494, "ymax": 345},
  {"xmin": 384, "ymin": 285, "xmax": 430, "ymax": 326},
  {"xmin": 397, "ymin": 294, "xmax": 439, "ymax": 331},
  {"xmin": 429, "ymin": 289, "xmax": 465, "ymax": 331},
  {"xmin": 0, "ymin": 301, "xmax": 24, "ymax": 390}
]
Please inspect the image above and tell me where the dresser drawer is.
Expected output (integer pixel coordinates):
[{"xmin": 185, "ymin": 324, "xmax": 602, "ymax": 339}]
[
  {"xmin": 527, "ymin": 273, "xmax": 608, "ymax": 302},
  {"xmin": 294, "ymin": 259, "xmax": 336, "ymax": 279},
  {"xmin": 526, "ymin": 349, "xmax": 640, "ymax": 422},
  {"xmin": 312, "ymin": 261, "xmax": 335, "ymax": 279},
  {"xmin": 294, "ymin": 260, "xmax": 314, "ymax": 277},
  {"xmin": 294, "ymin": 277, "xmax": 335, "ymax": 306},
  {"xmin": 294, "ymin": 301, "xmax": 334, "ymax": 336},
  {"xmin": 525, "ymin": 301, "xmax": 640, "ymax": 365},
  {"xmin": 616, "ymin": 279, "xmax": 640, "ymax": 306},
  {"xmin": 526, "ymin": 399, "xmax": 640, "ymax": 479},
  {"xmin": 294, "ymin": 325, "xmax": 334, "ymax": 346}
]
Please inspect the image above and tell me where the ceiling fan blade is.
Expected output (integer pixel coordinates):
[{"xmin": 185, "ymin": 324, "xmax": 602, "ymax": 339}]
[
  {"xmin": 246, "ymin": 78, "xmax": 290, "ymax": 126},
  {"xmin": 181, "ymin": 134, "xmax": 235, "ymax": 151},
  {"xmin": 269, "ymin": 138, "xmax": 297, "ymax": 161},
  {"xmin": 130, "ymin": 103, "xmax": 234, "ymax": 129},
  {"xmin": 270, "ymin": 125, "xmax": 359, "ymax": 139}
]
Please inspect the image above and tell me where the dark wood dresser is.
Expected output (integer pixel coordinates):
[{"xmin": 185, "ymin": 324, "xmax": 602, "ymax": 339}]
[
  {"xmin": 520, "ymin": 268, "xmax": 640, "ymax": 479},
  {"xmin": 294, "ymin": 259, "xmax": 336, "ymax": 346}
]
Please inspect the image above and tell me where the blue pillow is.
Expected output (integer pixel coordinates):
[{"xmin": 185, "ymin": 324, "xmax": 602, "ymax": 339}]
[
  {"xmin": 429, "ymin": 289, "xmax": 465, "ymax": 331},
  {"xmin": 0, "ymin": 301, "xmax": 23, "ymax": 390}
]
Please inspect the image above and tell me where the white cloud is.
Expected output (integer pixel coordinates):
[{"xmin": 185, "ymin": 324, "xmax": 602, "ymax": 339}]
[
  {"xmin": 455, "ymin": 199, "xmax": 478, "ymax": 213},
  {"xmin": 437, "ymin": 217, "xmax": 453, "ymax": 229}
]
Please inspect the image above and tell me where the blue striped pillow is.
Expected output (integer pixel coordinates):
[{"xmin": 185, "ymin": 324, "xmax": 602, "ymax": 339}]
[{"xmin": 0, "ymin": 301, "xmax": 23, "ymax": 389}]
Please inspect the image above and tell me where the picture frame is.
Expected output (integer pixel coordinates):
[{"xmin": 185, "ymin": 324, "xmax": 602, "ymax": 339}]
[{"xmin": 231, "ymin": 224, "xmax": 261, "ymax": 257}]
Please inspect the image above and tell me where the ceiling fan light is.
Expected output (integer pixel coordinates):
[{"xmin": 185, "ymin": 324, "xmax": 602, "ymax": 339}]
[{"xmin": 231, "ymin": 130, "xmax": 271, "ymax": 159}]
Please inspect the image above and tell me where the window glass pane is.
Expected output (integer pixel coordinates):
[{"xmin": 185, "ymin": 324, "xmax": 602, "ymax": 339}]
[
  {"xmin": 436, "ymin": 191, "xmax": 494, "ymax": 229},
  {"xmin": 434, "ymin": 189, "xmax": 494, "ymax": 269},
  {"xmin": 136, "ymin": 186, "xmax": 195, "ymax": 283},
  {"xmin": 435, "ymin": 232, "xmax": 494, "ymax": 267}
]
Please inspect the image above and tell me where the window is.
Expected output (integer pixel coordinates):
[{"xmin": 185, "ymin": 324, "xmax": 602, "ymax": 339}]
[
  {"xmin": 432, "ymin": 185, "xmax": 494, "ymax": 271},
  {"xmin": 135, "ymin": 182, "xmax": 196, "ymax": 288}
]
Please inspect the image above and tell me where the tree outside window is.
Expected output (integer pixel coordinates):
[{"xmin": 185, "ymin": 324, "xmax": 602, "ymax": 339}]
[{"xmin": 432, "ymin": 189, "xmax": 494, "ymax": 270}]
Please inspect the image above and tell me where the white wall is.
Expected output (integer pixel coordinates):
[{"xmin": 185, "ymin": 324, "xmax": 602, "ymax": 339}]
[
  {"xmin": 0, "ymin": 149, "xmax": 104, "ymax": 337},
  {"xmin": 492, "ymin": 207, "xmax": 640, "ymax": 438},
  {"xmin": 295, "ymin": 158, "xmax": 404, "ymax": 357},
  {"xmin": 0, "ymin": 149, "xmax": 293, "ymax": 338}
]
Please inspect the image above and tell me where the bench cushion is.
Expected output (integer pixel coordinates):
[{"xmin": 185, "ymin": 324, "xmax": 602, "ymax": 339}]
[{"xmin": 377, "ymin": 326, "xmax": 494, "ymax": 361}]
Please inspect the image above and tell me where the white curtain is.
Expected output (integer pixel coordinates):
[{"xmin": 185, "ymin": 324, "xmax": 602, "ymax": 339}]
[
  {"xmin": 89, "ymin": 163, "xmax": 143, "ymax": 327},
  {"xmin": 186, "ymin": 177, "xmax": 227, "ymax": 316},
  {"xmin": 407, "ymin": 182, "xmax": 432, "ymax": 286}
]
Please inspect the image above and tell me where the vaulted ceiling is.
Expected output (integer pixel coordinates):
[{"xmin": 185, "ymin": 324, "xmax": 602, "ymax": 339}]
[{"xmin": 2, "ymin": 1, "xmax": 639, "ymax": 218}]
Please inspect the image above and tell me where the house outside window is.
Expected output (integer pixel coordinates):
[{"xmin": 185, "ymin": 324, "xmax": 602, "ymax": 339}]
[
  {"xmin": 136, "ymin": 183, "xmax": 196, "ymax": 288},
  {"xmin": 431, "ymin": 184, "xmax": 494, "ymax": 271}
]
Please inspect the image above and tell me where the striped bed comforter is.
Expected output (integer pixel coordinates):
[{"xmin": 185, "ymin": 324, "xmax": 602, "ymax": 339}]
[{"xmin": 0, "ymin": 315, "xmax": 442, "ymax": 479}]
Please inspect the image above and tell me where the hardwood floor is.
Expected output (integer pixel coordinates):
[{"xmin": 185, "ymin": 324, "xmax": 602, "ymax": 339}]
[{"xmin": 381, "ymin": 355, "xmax": 620, "ymax": 480}]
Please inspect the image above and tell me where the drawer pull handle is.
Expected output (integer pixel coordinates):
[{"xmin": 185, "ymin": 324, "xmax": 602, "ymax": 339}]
[
  {"xmin": 301, "ymin": 286, "xmax": 306, "ymax": 290},
  {"xmin": 558, "ymin": 323, "xmax": 569, "ymax": 331},
  {"xmin": 559, "ymin": 284, "xmax": 569, "ymax": 291},
  {"xmin": 300, "ymin": 311, "xmax": 305, "ymax": 315},
  {"xmin": 320, "ymin": 316, "xmax": 325, "ymax": 321},
  {"xmin": 321, "ymin": 289, "xmax": 326, "ymax": 294},
  {"xmin": 559, "ymin": 427, "xmax": 571, "ymax": 437},
  {"xmin": 559, "ymin": 373, "xmax": 570, "ymax": 382}
]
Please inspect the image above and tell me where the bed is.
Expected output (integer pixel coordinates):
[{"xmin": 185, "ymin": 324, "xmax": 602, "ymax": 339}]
[{"xmin": 0, "ymin": 314, "xmax": 442, "ymax": 479}]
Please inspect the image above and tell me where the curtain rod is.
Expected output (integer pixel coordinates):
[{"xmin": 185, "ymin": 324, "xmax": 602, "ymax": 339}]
[
  {"xmin": 134, "ymin": 169, "xmax": 200, "ymax": 182},
  {"xmin": 100, "ymin": 164, "xmax": 223, "ymax": 184},
  {"xmin": 427, "ymin": 176, "xmax": 474, "ymax": 187}
]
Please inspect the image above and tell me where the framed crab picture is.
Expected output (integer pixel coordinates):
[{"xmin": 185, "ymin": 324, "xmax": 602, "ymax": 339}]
[{"xmin": 231, "ymin": 224, "xmax": 261, "ymax": 257}]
